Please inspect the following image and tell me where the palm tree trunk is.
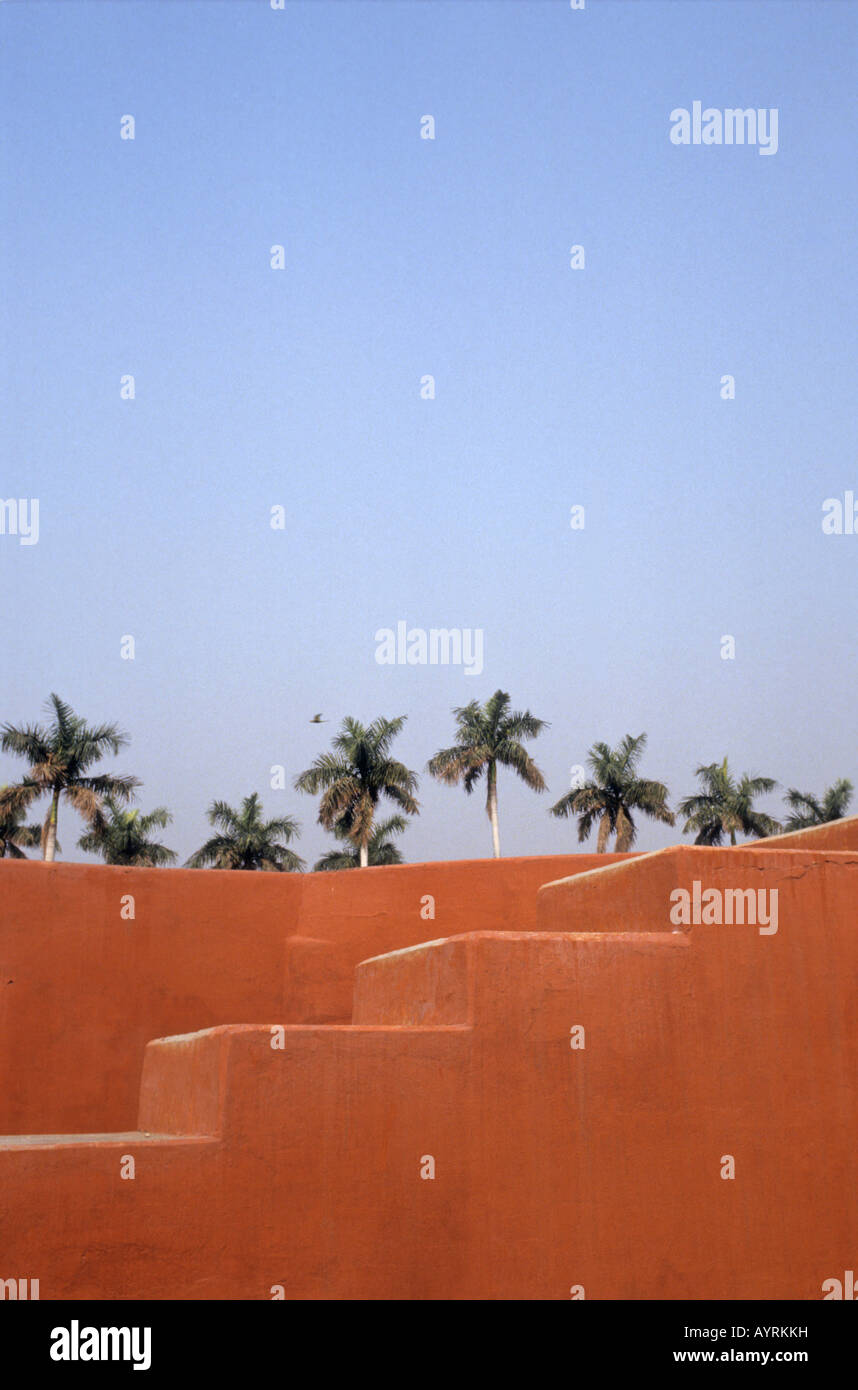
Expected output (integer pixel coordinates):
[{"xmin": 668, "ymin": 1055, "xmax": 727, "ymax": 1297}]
[
  {"xmin": 611, "ymin": 811, "xmax": 631, "ymax": 850},
  {"xmin": 597, "ymin": 814, "xmax": 611, "ymax": 854},
  {"xmin": 487, "ymin": 762, "xmax": 501, "ymax": 858},
  {"xmin": 44, "ymin": 789, "xmax": 60, "ymax": 862},
  {"xmin": 359, "ymin": 838, "xmax": 369, "ymax": 868}
]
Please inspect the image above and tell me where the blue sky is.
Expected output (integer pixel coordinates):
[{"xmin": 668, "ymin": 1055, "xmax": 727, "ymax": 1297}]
[{"xmin": 1, "ymin": 0, "xmax": 856, "ymax": 866}]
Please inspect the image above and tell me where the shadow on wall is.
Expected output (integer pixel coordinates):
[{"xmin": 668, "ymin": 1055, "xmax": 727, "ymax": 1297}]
[{"xmin": 0, "ymin": 834, "xmax": 856, "ymax": 1298}]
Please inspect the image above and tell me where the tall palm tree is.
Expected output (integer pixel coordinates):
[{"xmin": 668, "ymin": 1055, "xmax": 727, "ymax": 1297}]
[
  {"xmin": 186, "ymin": 793, "xmax": 304, "ymax": 871},
  {"xmin": 0, "ymin": 788, "xmax": 43, "ymax": 859},
  {"xmin": 783, "ymin": 778, "xmax": 853, "ymax": 830},
  {"xmin": 314, "ymin": 814, "xmax": 408, "ymax": 872},
  {"xmin": 550, "ymin": 733, "xmax": 674, "ymax": 852},
  {"xmin": 0, "ymin": 693, "xmax": 139, "ymax": 862},
  {"xmin": 295, "ymin": 716, "xmax": 418, "ymax": 868},
  {"xmin": 78, "ymin": 796, "xmax": 177, "ymax": 866},
  {"xmin": 427, "ymin": 690, "xmax": 547, "ymax": 858},
  {"xmin": 678, "ymin": 757, "xmax": 780, "ymax": 845}
]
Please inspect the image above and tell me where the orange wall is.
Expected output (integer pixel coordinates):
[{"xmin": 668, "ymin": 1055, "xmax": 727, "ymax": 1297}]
[
  {"xmin": 0, "ymin": 853, "xmax": 629, "ymax": 1135},
  {"xmin": 1, "ymin": 844, "xmax": 855, "ymax": 1299},
  {"xmin": 751, "ymin": 814, "xmax": 858, "ymax": 851}
]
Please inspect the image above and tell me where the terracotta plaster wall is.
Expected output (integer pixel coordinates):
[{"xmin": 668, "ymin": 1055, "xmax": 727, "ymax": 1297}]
[
  {"xmin": 0, "ymin": 853, "xmax": 628, "ymax": 1134},
  {"xmin": 1, "ymin": 845, "xmax": 854, "ymax": 1299}
]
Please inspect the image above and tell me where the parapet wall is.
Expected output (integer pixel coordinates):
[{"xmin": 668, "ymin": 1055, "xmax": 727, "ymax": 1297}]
[
  {"xmin": 0, "ymin": 852, "xmax": 629, "ymax": 1135},
  {"xmin": 1, "ymin": 843, "xmax": 854, "ymax": 1299},
  {"xmin": 752, "ymin": 817, "xmax": 858, "ymax": 851}
]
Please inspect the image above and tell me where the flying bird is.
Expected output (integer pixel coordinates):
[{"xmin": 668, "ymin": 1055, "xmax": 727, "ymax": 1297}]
[{"xmin": 310, "ymin": 714, "xmax": 328, "ymax": 723}]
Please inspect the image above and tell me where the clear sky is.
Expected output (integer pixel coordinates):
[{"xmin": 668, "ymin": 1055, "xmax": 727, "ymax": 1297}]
[{"xmin": 2, "ymin": 0, "xmax": 856, "ymax": 867}]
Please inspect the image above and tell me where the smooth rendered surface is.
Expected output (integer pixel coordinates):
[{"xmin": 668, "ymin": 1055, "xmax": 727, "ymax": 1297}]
[
  {"xmin": 0, "ymin": 829, "xmax": 855, "ymax": 1298},
  {"xmin": 0, "ymin": 852, "xmax": 627, "ymax": 1134}
]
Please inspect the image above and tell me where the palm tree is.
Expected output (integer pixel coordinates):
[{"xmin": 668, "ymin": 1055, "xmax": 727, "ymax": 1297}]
[
  {"xmin": 427, "ymin": 690, "xmax": 547, "ymax": 858},
  {"xmin": 0, "ymin": 788, "xmax": 43, "ymax": 859},
  {"xmin": 678, "ymin": 757, "xmax": 780, "ymax": 845},
  {"xmin": 0, "ymin": 693, "xmax": 139, "ymax": 862},
  {"xmin": 550, "ymin": 733, "xmax": 674, "ymax": 852},
  {"xmin": 314, "ymin": 814, "xmax": 408, "ymax": 871},
  {"xmin": 186, "ymin": 793, "xmax": 304, "ymax": 871},
  {"xmin": 78, "ymin": 796, "xmax": 177, "ymax": 866},
  {"xmin": 783, "ymin": 778, "xmax": 853, "ymax": 831},
  {"xmin": 295, "ymin": 716, "xmax": 419, "ymax": 868}
]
